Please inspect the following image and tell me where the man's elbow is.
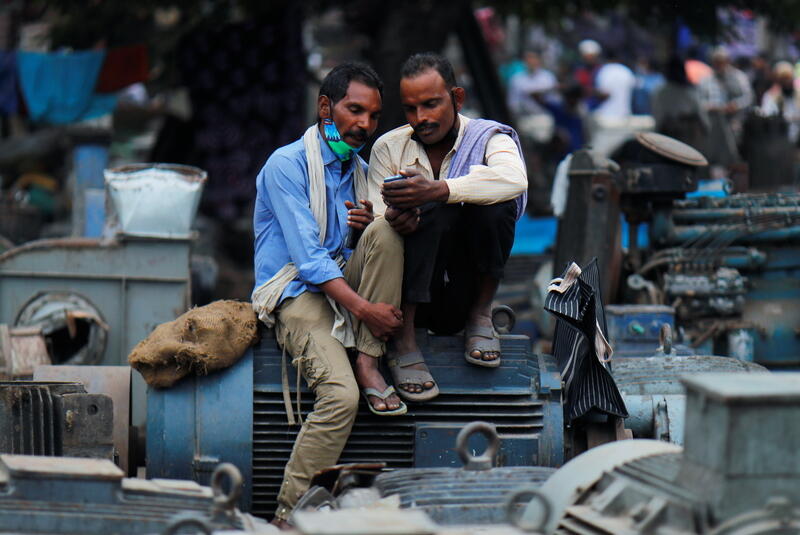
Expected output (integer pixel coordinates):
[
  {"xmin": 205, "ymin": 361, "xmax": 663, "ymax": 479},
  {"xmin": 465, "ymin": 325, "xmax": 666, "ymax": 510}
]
[
  {"xmin": 502, "ymin": 165, "xmax": 529, "ymax": 197},
  {"xmin": 297, "ymin": 260, "xmax": 341, "ymax": 286}
]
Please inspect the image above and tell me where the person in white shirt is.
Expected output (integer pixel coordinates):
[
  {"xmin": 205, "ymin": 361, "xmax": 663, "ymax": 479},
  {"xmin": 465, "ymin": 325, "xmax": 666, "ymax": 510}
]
[
  {"xmin": 368, "ymin": 53, "xmax": 528, "ymax": 402},
  {"xmin": 761, "ymin": 61, "xmax": 800, "ymax": 143},
  {"xmin": 508, "ymin": 50, "xmax": 558, "ymax": 116},
  {"xmin": 593, "ymin": 54, "xmax": 636, "ymax": 119}
]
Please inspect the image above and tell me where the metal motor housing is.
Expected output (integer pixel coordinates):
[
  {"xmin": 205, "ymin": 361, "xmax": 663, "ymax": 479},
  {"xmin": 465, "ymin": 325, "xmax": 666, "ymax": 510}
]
[
  {"xmin": 372, "ymin": 422, "xmax": 556, "ymax": 525},
  {"xmin": 0, "ymin": 455, "xmax": 254, "ymax": 534},
  {"xmin": 147, "ymin": 330, "xmax": 564, "ymax": 517},
  {"xmin": 533, "ymin": 373, "xmax": 800, "ymax": 534}
]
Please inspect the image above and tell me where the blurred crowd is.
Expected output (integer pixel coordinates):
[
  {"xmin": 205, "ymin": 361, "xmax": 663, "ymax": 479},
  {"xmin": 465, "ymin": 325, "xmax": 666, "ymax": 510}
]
[{"xmin": 502, "ymin": 38, "xmax": 800, "ymax": 201}]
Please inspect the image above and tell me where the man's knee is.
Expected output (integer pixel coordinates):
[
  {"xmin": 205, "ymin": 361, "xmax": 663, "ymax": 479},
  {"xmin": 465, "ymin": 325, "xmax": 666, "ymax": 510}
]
[
  {"xmin": 317, "ymin": 380, "xmax": 360, "ymax": 422},
  {"xmin": 468, "ymin": 201, "xmax": 517, "ymax": 233},
  {"xmin": 362, "ymin": 217, "xmax": 403, "ymax": 256}
]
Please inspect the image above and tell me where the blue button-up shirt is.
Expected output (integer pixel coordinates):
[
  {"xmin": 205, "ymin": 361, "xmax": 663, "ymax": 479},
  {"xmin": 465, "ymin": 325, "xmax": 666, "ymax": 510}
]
[{"xmin": 253, "ymin": 129, "xmax": 364, "ymax": 302}]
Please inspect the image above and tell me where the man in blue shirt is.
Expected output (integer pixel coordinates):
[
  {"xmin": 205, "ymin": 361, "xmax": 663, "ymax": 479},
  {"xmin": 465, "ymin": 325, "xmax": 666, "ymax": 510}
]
[{"xmin": 251, "ymin": 63, "xmax": 405, "ymax": 526}]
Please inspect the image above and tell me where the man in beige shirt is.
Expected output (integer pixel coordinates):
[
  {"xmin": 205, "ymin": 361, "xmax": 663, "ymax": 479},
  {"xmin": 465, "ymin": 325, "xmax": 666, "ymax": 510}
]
[{"xmin": 368, "ymin": 53, "xmax": 527, "ymax": 401}]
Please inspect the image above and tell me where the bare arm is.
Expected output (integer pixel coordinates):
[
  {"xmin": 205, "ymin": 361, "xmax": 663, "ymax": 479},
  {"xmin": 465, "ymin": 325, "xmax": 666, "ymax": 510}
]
[{"xmin": 319, "ymin": 278, "xmax": 402, "ymax": 342}]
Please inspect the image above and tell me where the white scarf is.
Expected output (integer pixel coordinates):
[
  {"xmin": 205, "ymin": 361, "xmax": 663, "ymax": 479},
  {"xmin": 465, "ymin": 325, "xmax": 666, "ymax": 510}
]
[{"xmin": 251, "ymin": 124, "xmax": 368, "ymax": 348}]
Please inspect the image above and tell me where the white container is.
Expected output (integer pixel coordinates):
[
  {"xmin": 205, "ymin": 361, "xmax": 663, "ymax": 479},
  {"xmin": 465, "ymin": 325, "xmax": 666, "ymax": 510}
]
[{"xmin": 104, "ymin": 163, "xmax": 207, "ymax": 238}]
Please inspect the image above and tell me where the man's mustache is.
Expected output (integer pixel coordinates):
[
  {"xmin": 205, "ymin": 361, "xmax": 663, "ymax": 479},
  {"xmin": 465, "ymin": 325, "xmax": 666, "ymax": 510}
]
[
  {"xmin": 413, "ymin": 121, "xmax": 439, "ymax": 134},
  {"xmin": 345, "ymin": 128, "xmax": 368, "ymax": 143}
]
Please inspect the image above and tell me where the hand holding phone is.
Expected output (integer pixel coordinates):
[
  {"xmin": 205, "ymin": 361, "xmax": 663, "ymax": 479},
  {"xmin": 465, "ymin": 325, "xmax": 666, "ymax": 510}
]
[{"xmin": 344, "ymin": 199, "xmax": 374, "ymax": 248}]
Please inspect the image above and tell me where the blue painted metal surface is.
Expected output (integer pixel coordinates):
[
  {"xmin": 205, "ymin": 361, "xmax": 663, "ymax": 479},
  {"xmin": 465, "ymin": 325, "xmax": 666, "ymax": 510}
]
[
  {"xmin": 374, "ymin": 432, "xmax": 556, "ymax": 526},
  {"xmin": 0, "ymin": 454, "xmax": 246, "ymax": 534},
  {"xmin": 621, "ymin": 394, "xmax": 686, "ymax": 444},
  {"xmin": 605, "ymin": 305, "xmax": 675, "ymax": 357},
  {"xmin": 645, "ymin": 194, "xmax": 800, "ymax": 367},
  {"xmin": 147, "ymin": 349, "xmax": 253, "ymax": 511},
  {"xmin": 83, "ymin": 188, "xmax": 105, "ymax": 238},
  {"xmin": 73, "ymin": 144, "xmax": 108, "ymax": 189},
  {"xmin": 741, "ymin": 247, "xmax": 800, "ymax": 367},
  {"xmin": 72, "ymin": 144, "xmax": 108, "ymax": 236},
  {"xmin": 147, "ymin": 330, "xmax": 564, "ymax": 518}
]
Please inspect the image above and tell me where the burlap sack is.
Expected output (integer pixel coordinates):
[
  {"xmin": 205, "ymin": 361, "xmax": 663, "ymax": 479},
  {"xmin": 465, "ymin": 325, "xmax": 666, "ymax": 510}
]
[{"xmin": 128, "ymin": 300, "xmax": 259, "ymax": 388}]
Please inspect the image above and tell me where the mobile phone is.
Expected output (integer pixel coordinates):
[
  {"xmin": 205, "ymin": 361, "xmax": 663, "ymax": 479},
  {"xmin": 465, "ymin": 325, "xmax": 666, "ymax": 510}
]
[
  {"xmin": 384, "ymin": 174, "xmax": 405, "ymax": 183},
  {"xmin": 346, "ymin": 201, "xmax": 362, "ymax": 249}
]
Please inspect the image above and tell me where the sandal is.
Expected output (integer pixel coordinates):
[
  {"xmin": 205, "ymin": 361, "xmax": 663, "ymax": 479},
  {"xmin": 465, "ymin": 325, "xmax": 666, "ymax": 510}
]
[
  {"xmin": 464, "ymin": 325, "xmax": 502, "ymax": 368},
  {"xmin": 387, "ymin": 350, "xmax": 440, "ymax": 402},
  {"xmin": 361, "ymin": 386, "xmax": 407, "ymax": 416}
]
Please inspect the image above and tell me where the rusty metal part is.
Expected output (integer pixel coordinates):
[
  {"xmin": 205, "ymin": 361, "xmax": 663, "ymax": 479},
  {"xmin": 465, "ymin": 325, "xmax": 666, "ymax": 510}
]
[
  {"xmin": 34, "ymin": 365, "xmax": 131, "ymax": 473},
  {"xmin": 635, "ymin": 132, "xmax": 708, "ymax": 167},
  {"xmin": 0, "ymin": 237, "xmax": 108, "ymax": 263},
  {"xmin": 14, "ymin": 291, "xmax": 109, "ymax": 366},
  {"xmin": 0, "ymin": 381, "xmax": 114, "ymax": 459},
  {"xmin": 308, "ymin": 462, "xmax": 387, "ymax": 495},
  {"xmin": 658, "ymin": 324, "xmax": 673, "ymax": 355},
  {"xmin": 555, "ymin": 147, "xmax": 622, "ymax": 301},
  {"xmin": 0, "ymin": 323, "xmax": 49, "ymax": 378}
]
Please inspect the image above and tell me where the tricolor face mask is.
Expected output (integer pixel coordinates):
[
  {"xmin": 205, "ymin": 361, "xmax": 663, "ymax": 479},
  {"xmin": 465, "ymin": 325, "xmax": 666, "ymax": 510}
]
[{"xmin": 322, "ymin": 116, "xmax": 364, "ymax": 162}]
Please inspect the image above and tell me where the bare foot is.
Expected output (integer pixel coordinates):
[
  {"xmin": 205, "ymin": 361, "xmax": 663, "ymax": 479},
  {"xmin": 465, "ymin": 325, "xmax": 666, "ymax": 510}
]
[
  {"xmin": 392, "ymin": 338, "xmax": 436, "ymax": 394},
  {"xmin": 354, "ymin": 353, "xmax": 402, "ymax": 411},
  {"xmin": 467, "ymin": 313, "xmax": 500, "ymax": 362}
]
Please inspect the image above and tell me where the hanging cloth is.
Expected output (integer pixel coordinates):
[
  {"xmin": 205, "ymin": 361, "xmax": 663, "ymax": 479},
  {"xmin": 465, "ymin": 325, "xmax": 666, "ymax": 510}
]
[
  {"xmin": 17, "ymin": 50, "xmax": 117, "ymax": 124},
  {"xmin": 544, "ymin": 259, "xmax": 628, "ymax": 422},
  {"xmin": 0, "ymin": 51, "xmax": 18, "ymax": 115},
  {"xmin": 96, "ymin": 44, "xmax": 149, "ymax": 93}
]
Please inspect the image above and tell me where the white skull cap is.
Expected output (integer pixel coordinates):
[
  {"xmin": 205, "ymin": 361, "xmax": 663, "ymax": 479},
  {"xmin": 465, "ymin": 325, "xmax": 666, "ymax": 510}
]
[{"xmin": 578, "ymin": 39, "xmax": 601, "ymax": 57}]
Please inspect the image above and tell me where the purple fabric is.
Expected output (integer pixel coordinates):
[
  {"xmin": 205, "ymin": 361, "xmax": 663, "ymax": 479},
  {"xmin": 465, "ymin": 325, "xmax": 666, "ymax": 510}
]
[{"xmin": 446, "ymin": 118, "xmax": 527, "ymax": 219}]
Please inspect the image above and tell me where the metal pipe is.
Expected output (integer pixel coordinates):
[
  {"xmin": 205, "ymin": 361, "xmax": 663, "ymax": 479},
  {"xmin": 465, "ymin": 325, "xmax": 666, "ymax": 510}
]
[
  {"xmin": 0, "ymin": 271, "xmax": 187, "ymax": 283},
  {"xmin": 665, "ymin": 225, "xmax": 800, "ymax": 245},
  {"xmin": 672, "ymin": 206, "xmax": 800, "ymax": 222}
]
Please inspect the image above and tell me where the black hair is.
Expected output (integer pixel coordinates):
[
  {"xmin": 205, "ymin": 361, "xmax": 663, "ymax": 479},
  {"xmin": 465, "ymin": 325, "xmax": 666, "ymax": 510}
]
[
  {"xmin": 665, "ymin": 55, "xmax": 689, "ymax": 86},
  {"xmin": 400, "ymin": 52, "xmax": 457, "ymax": 89},
  {"xmin": 562, "ymin": 83, "xmax": 583, "ymax": 101},
  {"xmin": 318, "ymin": 61, "xmax": 383, "ymax": 106}
]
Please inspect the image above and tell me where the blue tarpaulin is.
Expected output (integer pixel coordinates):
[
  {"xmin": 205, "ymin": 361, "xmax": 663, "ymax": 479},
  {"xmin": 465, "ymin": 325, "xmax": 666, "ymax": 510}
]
[
  {"xmin": 17, "ymin": 50, "xmax": 117, "ymax": 124},
  {"xmin": 511, "ymin": 214, "xmax": 651, "ymax": 255}
]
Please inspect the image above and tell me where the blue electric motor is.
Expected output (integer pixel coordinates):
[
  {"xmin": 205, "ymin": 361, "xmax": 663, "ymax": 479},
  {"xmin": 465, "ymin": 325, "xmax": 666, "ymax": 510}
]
[{"xmin": 146, "ymin": 330, "xmax": 564, "ymax": 517}]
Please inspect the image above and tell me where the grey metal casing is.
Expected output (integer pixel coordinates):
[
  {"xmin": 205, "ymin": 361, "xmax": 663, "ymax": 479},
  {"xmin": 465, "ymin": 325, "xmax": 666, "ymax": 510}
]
[
  {"xmin": 0, "ymin": 235, "xmax": 192, "ymax": 426},
  {"xmin": 680, "ymin": 373, "xmax": 800, "ymax": 521}
]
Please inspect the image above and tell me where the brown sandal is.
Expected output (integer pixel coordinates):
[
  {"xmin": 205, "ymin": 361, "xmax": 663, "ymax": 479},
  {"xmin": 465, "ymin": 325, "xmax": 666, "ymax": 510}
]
[
  {"xmin": 464, "ymin": 325, "xmax": 502, "ymax": 368},
  {"xmin": 387, "ymin": 350, "xmax": 439, "ymax": 402}
]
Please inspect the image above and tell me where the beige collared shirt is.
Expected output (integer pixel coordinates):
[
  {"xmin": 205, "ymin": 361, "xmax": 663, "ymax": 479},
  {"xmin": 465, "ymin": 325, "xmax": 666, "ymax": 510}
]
[{"xmin": 367, "ymin": 114, "xmax": 527, "ymax": 216}]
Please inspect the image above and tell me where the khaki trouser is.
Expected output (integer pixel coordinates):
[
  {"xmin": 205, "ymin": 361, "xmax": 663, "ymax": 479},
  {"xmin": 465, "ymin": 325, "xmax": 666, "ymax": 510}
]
[{"xmin": 273, "ymin": 218, "xmax": 402, "ymax": 520}]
